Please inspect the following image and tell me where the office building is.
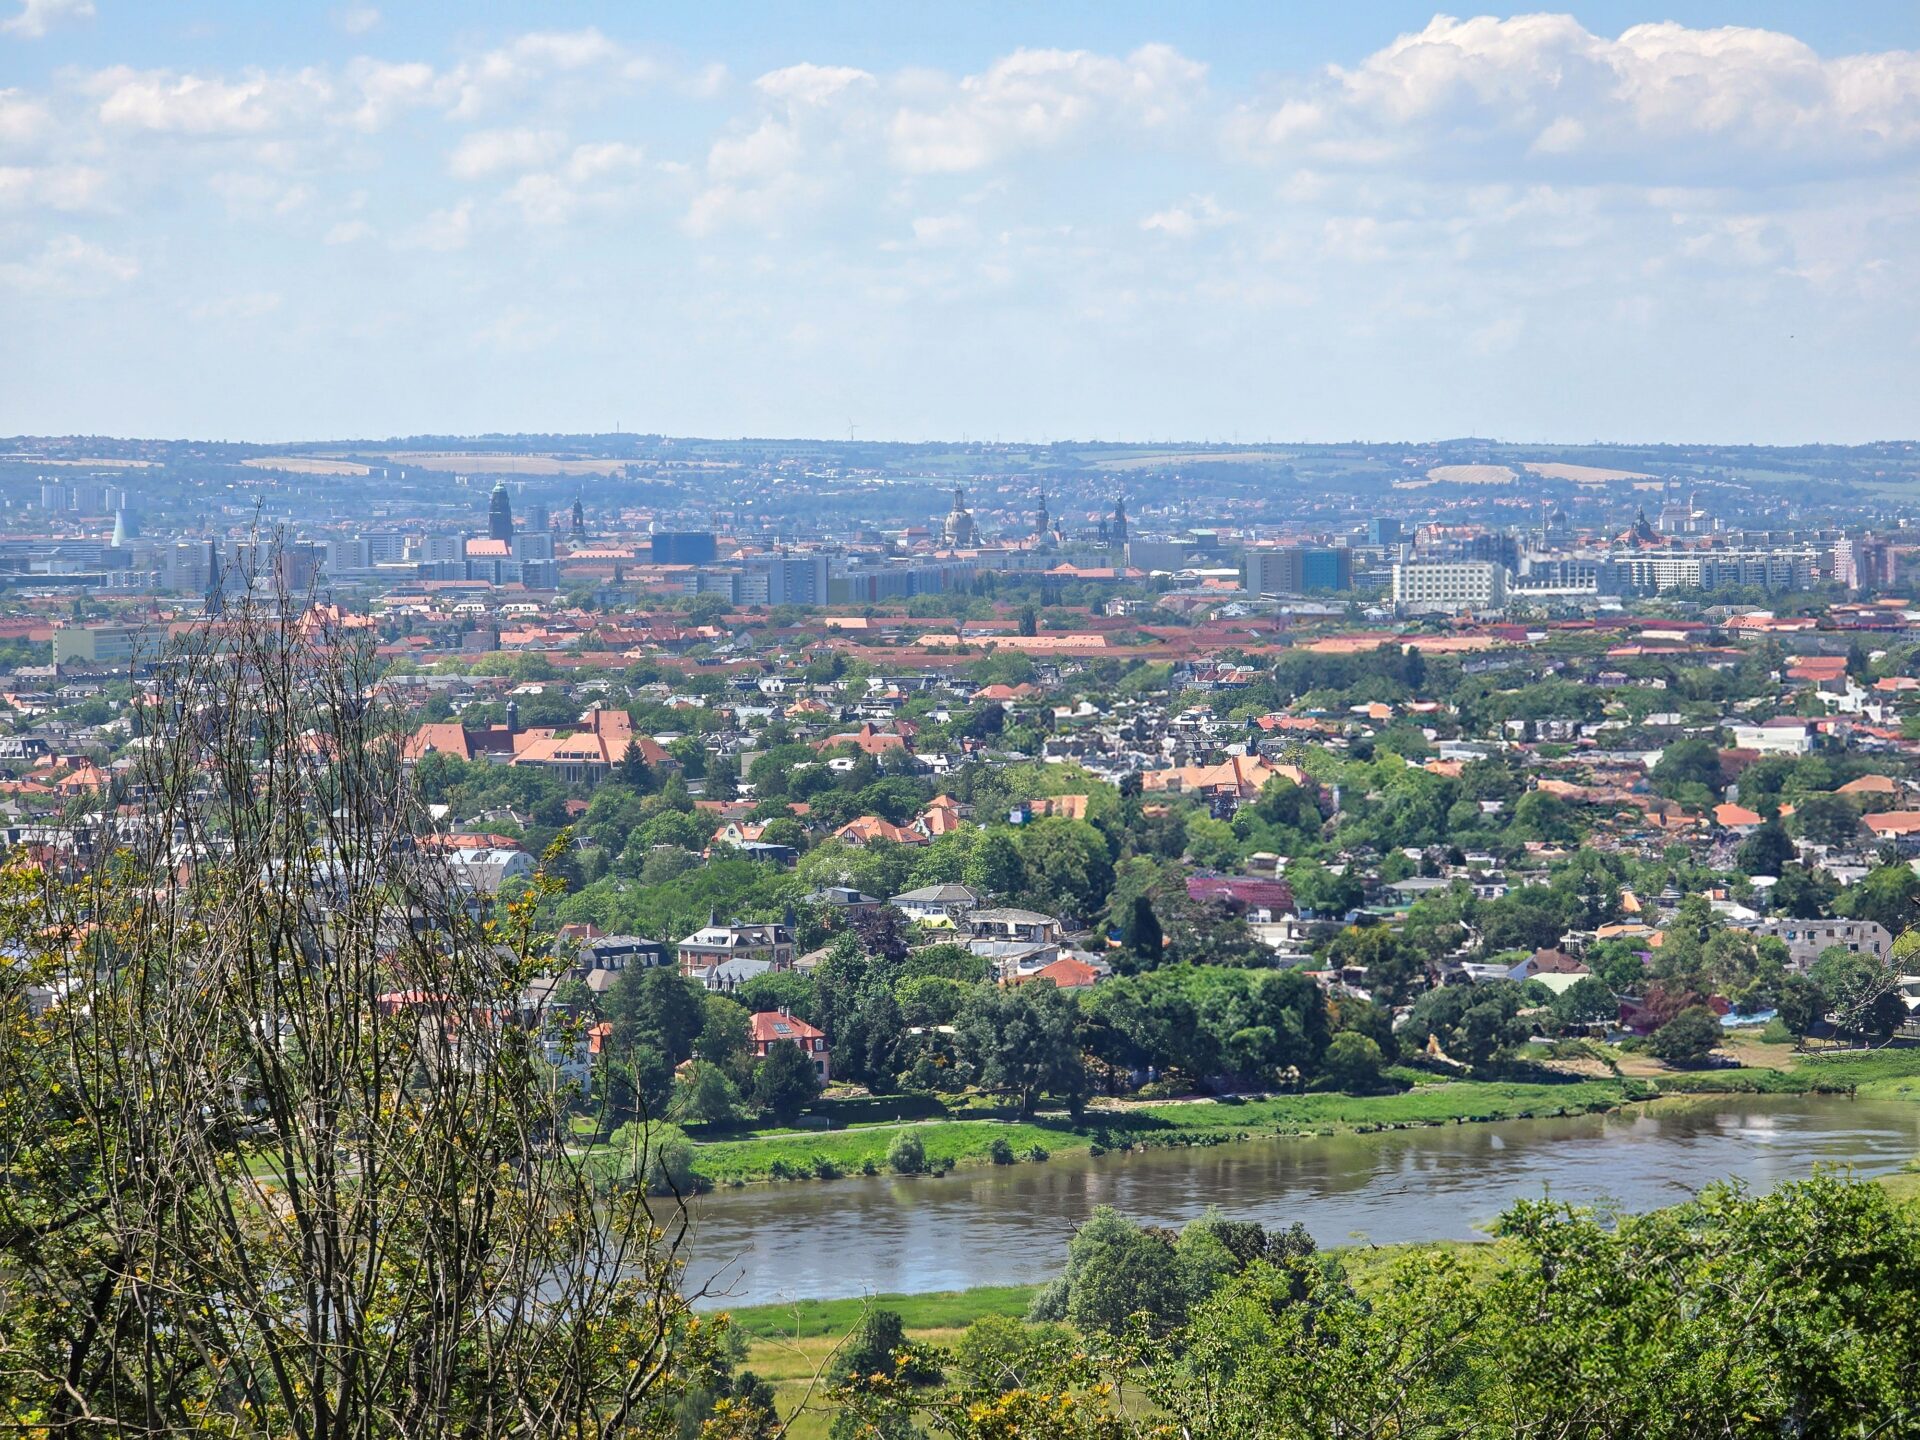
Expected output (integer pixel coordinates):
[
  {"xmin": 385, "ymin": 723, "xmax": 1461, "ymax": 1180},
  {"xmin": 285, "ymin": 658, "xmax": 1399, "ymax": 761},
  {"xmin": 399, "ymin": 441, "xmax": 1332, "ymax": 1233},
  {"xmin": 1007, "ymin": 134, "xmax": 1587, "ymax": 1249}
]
[
  {"xmin": 1392, "ymin": 560, "xmax": 1507, "ymax": 612},
  {"xmin": 1243, "ymin": 547, "xmax": 1354, "ymax": 596},
  {"xmin": 53, "ymin": 622, "xmax": 152, "ymax": 667}
]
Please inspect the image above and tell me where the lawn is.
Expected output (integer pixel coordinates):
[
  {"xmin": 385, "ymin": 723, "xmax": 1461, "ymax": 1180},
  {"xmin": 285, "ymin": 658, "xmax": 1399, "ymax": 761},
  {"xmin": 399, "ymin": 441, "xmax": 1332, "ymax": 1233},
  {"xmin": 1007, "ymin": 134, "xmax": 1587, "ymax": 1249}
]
[{"xmin": 722, "ymin": 1284, "xmax": 1040, "ymax": 1342}]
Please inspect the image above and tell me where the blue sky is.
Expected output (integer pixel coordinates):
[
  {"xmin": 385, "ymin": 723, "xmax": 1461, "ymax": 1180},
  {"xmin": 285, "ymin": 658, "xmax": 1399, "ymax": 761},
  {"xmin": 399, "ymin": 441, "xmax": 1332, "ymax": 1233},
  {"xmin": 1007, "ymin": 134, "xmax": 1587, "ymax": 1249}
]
[{"xmin": 3, "ymin": 2, "xmax": 1919, "ymax": 445}]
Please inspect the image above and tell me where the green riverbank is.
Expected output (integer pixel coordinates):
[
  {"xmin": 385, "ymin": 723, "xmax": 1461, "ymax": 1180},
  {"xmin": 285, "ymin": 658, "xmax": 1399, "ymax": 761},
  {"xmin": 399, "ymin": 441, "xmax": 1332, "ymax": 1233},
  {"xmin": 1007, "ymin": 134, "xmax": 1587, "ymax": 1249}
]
[
  {"xmin": 685, "ymin": 1078, "xmax": 1629, "ymax": 1186},
  {"xmin": 676, "ymin": 1045, "xmax": 1920, "ymax": 1189}
]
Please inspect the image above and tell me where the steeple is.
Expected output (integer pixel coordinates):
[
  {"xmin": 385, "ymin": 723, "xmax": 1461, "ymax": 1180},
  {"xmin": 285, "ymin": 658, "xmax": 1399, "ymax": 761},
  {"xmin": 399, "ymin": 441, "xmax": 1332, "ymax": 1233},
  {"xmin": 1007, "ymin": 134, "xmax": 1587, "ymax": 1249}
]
[
  {"xmin": 1034, "ymin": 487, "xmax": 1050, "ymax": 539},
  {"xmin": 205, "ymin": 541, "xmax": 224, "ymax": 616},
  {"xmin": 1111, "ymin": 496, "xmax": 1128, "ymax": 546},
  {"xmin": 570, "ymin": 494, "xmax": 585, "ymax": 539}
]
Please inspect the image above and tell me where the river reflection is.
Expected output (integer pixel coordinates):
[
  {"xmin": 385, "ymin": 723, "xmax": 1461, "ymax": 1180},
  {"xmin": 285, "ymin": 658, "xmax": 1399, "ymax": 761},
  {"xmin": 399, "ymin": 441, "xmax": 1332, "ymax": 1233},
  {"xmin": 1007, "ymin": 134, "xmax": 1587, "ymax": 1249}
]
[{"xmin": 683, "ymin": 1095, "xmax": 1920, "ymax": 1308}]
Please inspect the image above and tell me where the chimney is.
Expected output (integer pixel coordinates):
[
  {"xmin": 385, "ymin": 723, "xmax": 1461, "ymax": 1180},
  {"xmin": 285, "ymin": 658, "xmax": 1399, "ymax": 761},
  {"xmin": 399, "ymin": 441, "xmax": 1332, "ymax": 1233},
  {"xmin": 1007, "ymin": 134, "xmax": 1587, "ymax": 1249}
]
[{"xmin": 779, "ymin": 1004, "xmax": 791, "ymax": 1019}]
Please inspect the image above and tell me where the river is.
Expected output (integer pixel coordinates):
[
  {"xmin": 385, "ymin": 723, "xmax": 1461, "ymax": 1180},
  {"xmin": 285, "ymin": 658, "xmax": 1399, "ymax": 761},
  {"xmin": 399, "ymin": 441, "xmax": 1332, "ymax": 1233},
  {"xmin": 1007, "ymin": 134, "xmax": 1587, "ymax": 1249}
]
[{"xmin": 682, "ymin": 1094, "xmax": 1920, "ymax": 1308}]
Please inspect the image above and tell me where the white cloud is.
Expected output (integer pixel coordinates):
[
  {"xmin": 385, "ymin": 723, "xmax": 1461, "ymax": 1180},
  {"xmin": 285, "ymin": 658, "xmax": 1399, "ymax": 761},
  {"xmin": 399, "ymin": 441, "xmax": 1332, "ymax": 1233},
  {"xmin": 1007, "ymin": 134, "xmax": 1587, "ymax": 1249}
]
[
  {"xmin": 707, "ymin": 118, "xmax": 802, "ymax": 181},
  {"xmin": 0, "ymin": 163, "xmax": 104, "ymax": 210},
  {"xmin": 448, "ymin": 126, "xmax": 564, "ymax": 179},
  {"xmin": 341, "ymin": 58, "xmax": 437, "ymax": 131},
  {"xmin": 909, "ymin": 213, "xmax": 975, "ymax": 246},
  {"xmin": 1141, "ymin": 194, "xmax": 1236, "ymax": 238},
  {"xmin": 561, "ymin": 140, "xmax": 644, "ymax": 182},
  {"xmin": 0, "ymin": 89, "xmax": 49, "ymax": 148},
  {"xmin": 684, "ymin": 63, "xmax": 730, "ymax": 100},
  {"xmin": 1, "ymin": 0, "xmax": 92, "ymax": 40},
  {"xmin": 1234, "ymin": 14, "xmax": 1920, "ymax": 182},
  {"xmin": 337, "ymin": 4, "xmax": 379, "ymax": 36},
  {"xmin": 0, "ymin": 233, "xmax": 135, "ymax": 294},
  {"xmin": 444, "ymin": 28, "xmax": 631, "ymax": 119},
  {"xmin": 889, "ymin": 44, "xmax": 1207, "ymax": 173},
  {"xmin": 88, "ymin": 65, "xmax": 331, "ymax": 135},
  {"xmin": 400, "ymin": 200, "xmax": 473, "ymax": 251},
  {"xmin": 755, "ymin": 63, "xmax": 874, "ymax": 107},
  {"xmin": 323, "ymin": 218, "xmax": 374, "ymax": 244}
]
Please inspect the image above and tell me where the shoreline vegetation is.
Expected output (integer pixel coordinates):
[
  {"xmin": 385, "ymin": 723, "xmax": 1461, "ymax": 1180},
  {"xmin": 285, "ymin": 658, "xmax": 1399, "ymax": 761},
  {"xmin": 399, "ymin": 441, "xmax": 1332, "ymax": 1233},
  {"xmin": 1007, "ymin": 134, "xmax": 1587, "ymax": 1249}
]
[
  {"xmin": 722, "ymin": 1167, "xmax": 1920, "ymax": 1440},
  {"xmin": 627, "ymin": 1042, "xmax": 1920, "ymax": 1190}
]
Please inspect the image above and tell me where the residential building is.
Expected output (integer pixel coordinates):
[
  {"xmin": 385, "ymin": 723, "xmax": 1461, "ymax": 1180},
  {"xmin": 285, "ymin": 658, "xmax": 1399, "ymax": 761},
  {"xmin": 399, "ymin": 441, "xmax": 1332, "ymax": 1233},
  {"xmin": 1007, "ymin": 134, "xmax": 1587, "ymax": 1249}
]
[
  {"xmin": 1728, "ymin": 718, "xmax": 1819, "ymax": 756},
  {"xmin": 677, "ymin": 919, "xmax": 795, "ymax": 978},
  {"xmin": 1743, "ymin": 918, "xmax": 1892, "ymax": 971},
  {"xmin": 749, "ymin": 1008, "xmax": 830, "ymax": 1082},
  {"xmin": 890, "ymin": 883, "xmax": 987, "ymax": 921}
]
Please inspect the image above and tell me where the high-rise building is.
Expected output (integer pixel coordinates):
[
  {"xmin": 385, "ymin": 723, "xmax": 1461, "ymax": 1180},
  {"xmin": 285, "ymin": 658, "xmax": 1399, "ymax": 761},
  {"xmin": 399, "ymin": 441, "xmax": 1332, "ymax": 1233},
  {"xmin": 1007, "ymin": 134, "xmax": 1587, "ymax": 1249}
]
[
  {"xmin": 362, "ymin": 531, "xmax": 408, "ymax": 563},
  {"xmin": 760, "ymin": 555, "xmax": 831, "ymax": 606},
  {"xmin": 1366, "ymin": 517, "xmax": 1402, "ymax": 548},
  {"xmin": 525, "ymin": 502, "xmax": 550, "ymax": 534},
  {"xmin": 1835, "ymin": 535, "xmax": 1897, "ymax": 592},
  {"xmin": 1243, "ymin": 547, "xmax": 1354, "ymax": 595},
  {"xmin": 487, "ymin": 481, "xmax": 514, "ymax": 543}
]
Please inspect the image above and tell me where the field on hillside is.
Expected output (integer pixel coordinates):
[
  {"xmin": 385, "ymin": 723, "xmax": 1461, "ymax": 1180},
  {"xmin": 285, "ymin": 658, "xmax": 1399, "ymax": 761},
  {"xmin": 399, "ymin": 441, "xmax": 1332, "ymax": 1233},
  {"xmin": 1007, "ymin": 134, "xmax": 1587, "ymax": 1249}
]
[
  {"xmin": 1521, "ymin": 461, "xmax": 1654, "ymax": 483},
  {"xmin": 241, "ymin": 456, "xmax": 371, "ymax": 475},
  {"xmin": 1427, "ymin": 464, "xmax": 1518, "ymax": 485},
  {"xmin": 385, "ymin": 451, "xmax": 630, "ymax": 475},
  {"xmin": 1094, "ymin": 449, "xmax": 1287, "ymax": 470}
]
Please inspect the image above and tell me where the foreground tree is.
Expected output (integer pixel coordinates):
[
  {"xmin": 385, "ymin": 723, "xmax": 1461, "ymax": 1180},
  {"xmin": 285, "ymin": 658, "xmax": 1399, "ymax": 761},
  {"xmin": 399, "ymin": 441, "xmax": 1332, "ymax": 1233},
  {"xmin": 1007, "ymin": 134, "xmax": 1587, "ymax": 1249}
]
[
  {"xmin": 0, "ymin": 590, "xmax": 728, "ymax": 1437},
  {"xmin": 957, "ymin": 980, "xmax": 1089, "ymax": 1119},
  {"xmin": 753, "ymin": 1037, "xmax": 820, "ymax": 1122}
]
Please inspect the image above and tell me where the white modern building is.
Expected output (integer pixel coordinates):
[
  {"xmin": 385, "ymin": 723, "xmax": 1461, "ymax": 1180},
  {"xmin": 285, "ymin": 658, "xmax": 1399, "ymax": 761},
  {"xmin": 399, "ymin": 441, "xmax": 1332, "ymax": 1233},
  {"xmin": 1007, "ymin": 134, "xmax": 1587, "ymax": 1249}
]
[{"xmin": 1391, "ymin": 560, "xmax": 1507, "ymax": 613}]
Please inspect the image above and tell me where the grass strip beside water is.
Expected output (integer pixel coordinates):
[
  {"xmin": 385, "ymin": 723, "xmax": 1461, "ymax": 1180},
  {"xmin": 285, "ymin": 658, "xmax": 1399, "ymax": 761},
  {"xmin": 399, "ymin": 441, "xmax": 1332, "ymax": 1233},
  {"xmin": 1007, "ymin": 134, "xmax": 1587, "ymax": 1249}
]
[
  {"xmin": 722, "ymin": 1285, "xmax": 1041, "ymax": 1342},
  {"xmin": 687, "ymin": 1078, "xmax": 1631, "ymax": 1186}
]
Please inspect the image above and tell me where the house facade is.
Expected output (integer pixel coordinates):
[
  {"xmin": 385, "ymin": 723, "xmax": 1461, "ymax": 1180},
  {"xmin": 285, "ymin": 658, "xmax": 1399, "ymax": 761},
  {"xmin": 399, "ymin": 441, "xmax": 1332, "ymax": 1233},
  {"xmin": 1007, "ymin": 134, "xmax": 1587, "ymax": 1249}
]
[{"xmin": 749, "ymin": 1008, "xmax": 831, "ymax": 1082}]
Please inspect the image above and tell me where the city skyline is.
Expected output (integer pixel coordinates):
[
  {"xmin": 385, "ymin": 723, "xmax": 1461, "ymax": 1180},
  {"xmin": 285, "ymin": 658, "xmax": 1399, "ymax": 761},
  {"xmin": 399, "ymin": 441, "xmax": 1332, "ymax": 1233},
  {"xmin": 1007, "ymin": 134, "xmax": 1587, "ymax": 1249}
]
[{"xmin": 4, "ymin": 2, "xmax": 1920, "ymax": 444}]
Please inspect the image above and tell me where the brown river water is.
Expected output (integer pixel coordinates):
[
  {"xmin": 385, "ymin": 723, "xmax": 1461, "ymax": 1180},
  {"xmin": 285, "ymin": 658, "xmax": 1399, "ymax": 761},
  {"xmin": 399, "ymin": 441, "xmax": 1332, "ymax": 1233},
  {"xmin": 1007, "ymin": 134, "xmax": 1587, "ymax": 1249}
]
[{"xmin": 683, "ymin": 1094, "xmax": 1920, "ymax": 1308}]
